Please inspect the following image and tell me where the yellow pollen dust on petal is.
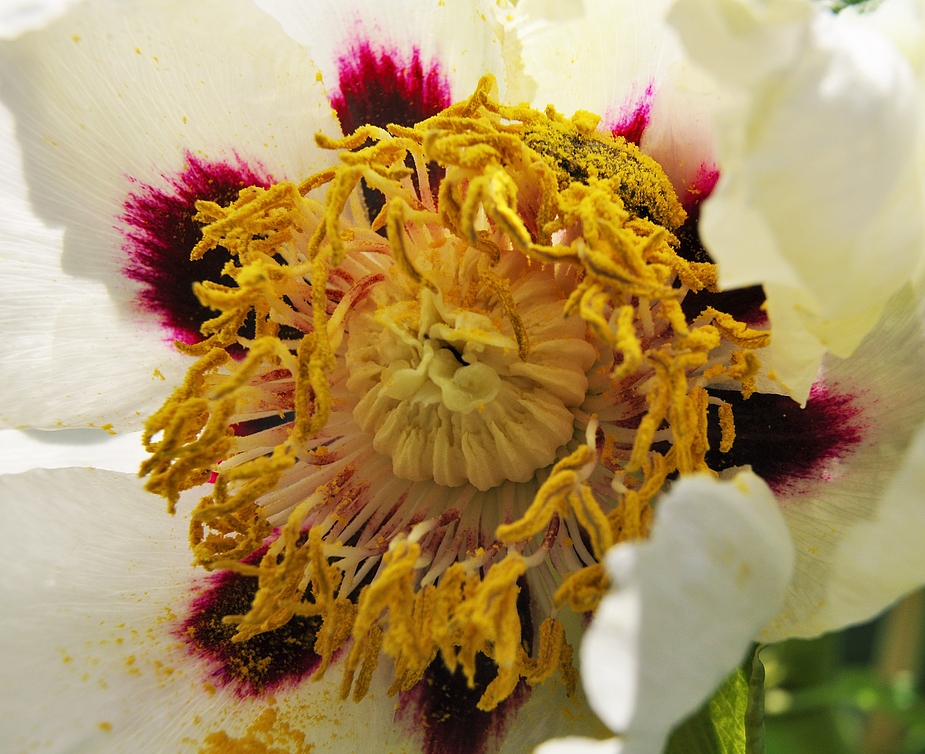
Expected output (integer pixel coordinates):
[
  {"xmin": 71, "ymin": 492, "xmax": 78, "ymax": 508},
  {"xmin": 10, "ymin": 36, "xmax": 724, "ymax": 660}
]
[{"xmin": 140, "ymin": 74, "xmax": 770, "ymax": 711}]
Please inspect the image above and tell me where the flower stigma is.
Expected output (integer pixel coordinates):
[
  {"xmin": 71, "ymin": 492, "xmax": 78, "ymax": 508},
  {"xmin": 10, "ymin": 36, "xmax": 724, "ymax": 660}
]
[{"xmin": 140, "ymin": 76, "xmax": 769, "ymax": 711}]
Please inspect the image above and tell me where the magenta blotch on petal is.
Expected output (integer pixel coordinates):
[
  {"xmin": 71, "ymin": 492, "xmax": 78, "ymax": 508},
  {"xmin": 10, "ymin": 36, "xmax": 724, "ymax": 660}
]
[
  {"xmin": 397, "ymin": 658, "xmax": 530, "ymax": 754},
  {"xmin": 608, "ymin": 84, "xmax": 654, "ymax": 146},
  {"xmin": 706, "ymin": 383, "xmax": 866, "ymax": 495},
  {"xmin": 121, "ymin": 153, "xmax": 273, "ymax": 346},
  {"xmin": 331, "ymin": 39, "xmax": 451, "ymax": 133},
  {"xmin": 330, "ymin": 37, "xmax": 451, "ymax": 220},
  {"xmin": 682, "ymin": 163, "xmax": 719, "ymax": 210},
  {"xmin": 177, "ymin": 547, "xmax": 323, "ymax": 698}
]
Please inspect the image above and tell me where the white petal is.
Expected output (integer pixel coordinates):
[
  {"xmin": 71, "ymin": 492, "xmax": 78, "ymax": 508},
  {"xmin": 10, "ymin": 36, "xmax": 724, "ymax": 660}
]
[
  {"xmin": 508, "ymin": 0, "xmax": 680, "ymax": 116},
  {"xmin": 534, "ymin": 736, "xmax": 623, "ymax": 754},
  {"xmin": 0, "ymin": 468, "xmax": 607, "ymax": 752},
  {"xmin": 0, "ymin": 0, "xmax": 342, "ymax": 430},
  {"xmin": 671, "ymin": 0, "xmax": 925, "ymax": 402},
  {"xmin": 0, "ymin": 0, "xmax": 81, "ymax": 38},
  {"xmin": 822, "ymin": 424, "xmax": 925, "ymax": 624},
  {"xmin": 758, "ymin": 283, "xmax": 827, "ymax": 403},
  {"xmin": 668, "ymin": 0, "xmax": 811, "ymax": 88},
  {"xmin": 0, "ymin": 468, "xmax": 406, "ymax": 752},
  {"xmin": 581, "ymin": 471, "xmax": 793, "ymax": 754},
  {"xmin": 763, "ymin": 287, "xmax": 925, "ymax": 640},
  {"xmin": 500, "ymin": 681, "xmax": 611, "ymax": 754},
  {"xmin": 638, "ymin": 61, "xmax": 724, "ymax": 207},
  {"xmin": 0, "ymin": 428, "xmax": 146, "ymax": 474},
  {"xmin": 0, "ymin": 93, "xmax": 186, "ymax": 430},
  {"xmin": 254, "ymin": 0, "xmax": 509, "ymax": 104},
  {"xmin": 846, "ymin": 0, "xmax": 925, "ymax": 71}
]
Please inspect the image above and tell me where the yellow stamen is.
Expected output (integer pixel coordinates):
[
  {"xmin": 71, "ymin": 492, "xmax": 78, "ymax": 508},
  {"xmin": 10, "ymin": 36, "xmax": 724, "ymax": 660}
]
[
  {"xmin": 718, "ymin": 401, "xmax": 737, "ymax": 453},
  {"xmin": 139, "ymin": 73, "xmax": 771, "ymax": 711}
]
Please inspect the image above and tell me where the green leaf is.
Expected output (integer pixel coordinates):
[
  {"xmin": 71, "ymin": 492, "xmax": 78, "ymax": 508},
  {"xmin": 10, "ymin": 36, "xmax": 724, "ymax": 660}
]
[{"xmin": 664, "ymin": 650, "xmax": 767, "ymax": 754}]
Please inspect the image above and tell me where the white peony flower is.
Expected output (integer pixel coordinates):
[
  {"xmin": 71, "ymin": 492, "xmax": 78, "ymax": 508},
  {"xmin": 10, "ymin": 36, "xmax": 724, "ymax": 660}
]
[{"xmin": 3, "ymin": 1, "xmax": 925, "ymax": 754}]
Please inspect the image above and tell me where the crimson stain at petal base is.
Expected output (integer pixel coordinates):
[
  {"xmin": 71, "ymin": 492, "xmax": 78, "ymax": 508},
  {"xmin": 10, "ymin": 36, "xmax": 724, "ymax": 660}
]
[
  {"xmin": 332, "ymin": 40, "xmax": 451, "ymax": 223},
  {"xmin": 397, "ymin": 655, "xmax": 529, "ymax": 754},
  {"xmin": 121, "ymin": 153, "xmax": 272, "ymax": 346},
  {"xmin": 706, "ymin": 384, "xmax": 865, "ymax": 495},
  {"xmin": 178, "ymin": 557, "xmax": 322, "ymax": 698},
  {"xmin": 331, "ymin": 40, "xmax": 451, "ymax": 134},
  {"xmin": 609, "ymin": 86, "xmax": 653, "ymax": 146},
  {"xmin": 683, "ymin": 163, "xmax": 720, "ymax": 210},
  {"xmin": 397, "ymin": 579, "xmax": 533, "ymax": 754}
]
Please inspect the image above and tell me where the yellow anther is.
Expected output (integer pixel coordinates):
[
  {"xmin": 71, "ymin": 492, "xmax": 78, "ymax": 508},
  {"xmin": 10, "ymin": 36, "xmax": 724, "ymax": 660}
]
[
  {"xmin": 553, "ymin": 563, "xmax": 609, "ymax": 614},
  {"xmin": 459, "ymin": 166, "xmax": 533, "ymax": 250},
  {"xmin": 385, "ymin": 198, "xmax": 437, "ymax": 291},
  {"xmin": 704, "ymin": 307, "xmax": 771, "ymax": 349},
  {"xmin": 496, "ymin": 442, "xmax": 613, "ymax": 560},
  {"xmin": 481, "ymin": 270, "xmax": 530, "ymax": 361},
  {"xmin": 454, "ymin": 554, "xmax": 526, "ymax": 693},
  {"xmin": 522, "ymin": 619, "xmax": 569, "ymax": 685},
  {"xmin": 314, "ymin": 124, "xmax": 384, "ymax": 152},
  {"xmin": 298, "ymin": 167, "xmax": 338, "ymax": 196},
  {"xmin": 193, "ymin": 444, "xmax": 296, "ymax": 526},
  {"xmin": 659, "ymin": 298, "xmax": 692, "ymax": 339},
  {"xmin": 343, "ymin": 538, "xmax": 432, "ymax": 701},
  {"xmin": 628, "ymin": 370, "xmax": 673, "ymax": 472},
  {"xmin": 192, "ymin": 181, "xmax": 302, "ymax": 260},
  {"xmin": 727, "ymin": 349, "xmax": 762, "ymax": 399},
  {"xmin": 349, "ymin": 623, "xmax": 383, "ymax": 702},
  {"xmin": 685, "ymin": 386, "xmax": 712, "ymax": 472},
  {"xmin": 313, "ymin": 598, "xmax": 358, "ymax": 680},
  {"xmin": 718, "ymin": 401, "xmax": 736, "ymax": 453},
  {"xmin": 612, "ymin": 305, "xmax": 643, "ymax": 380}
]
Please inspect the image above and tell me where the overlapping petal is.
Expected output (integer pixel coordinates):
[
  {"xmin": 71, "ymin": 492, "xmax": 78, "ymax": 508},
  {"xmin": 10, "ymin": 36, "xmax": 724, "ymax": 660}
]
[
  {"xmin": 0, "ymin": 468, "xmax": 394, "ymax": 752},
  {"xmin": 670, "ymin": 0, "xmax": 925, "ymax": 402},
  {"xmin": 0, "ymin": 467, "xmax": 602, "ymax": 752},
  {"xmin": 763, "ymin": 287, "xmax": 925, "ymax": 640},
  {"xmin": 0, "ymin": 0, "xmax": 342, "ymax": 430},
  {"xmin": 0, "ymin": 0, "xmax": 80, "ymax": 39},
  {"xmin": 538, "ymin": 471, "xmax": 794, "ymax": 754},
  {"xmin": 0, "ymin": 427, "xmax": 146, "ymax": 474}
]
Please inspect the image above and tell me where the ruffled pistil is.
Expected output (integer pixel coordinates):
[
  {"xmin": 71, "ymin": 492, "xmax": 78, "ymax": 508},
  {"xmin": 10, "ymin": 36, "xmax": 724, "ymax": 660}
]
[{"xmin": 140, "ymin": 76, "xmax": 769, "ymax": 710}]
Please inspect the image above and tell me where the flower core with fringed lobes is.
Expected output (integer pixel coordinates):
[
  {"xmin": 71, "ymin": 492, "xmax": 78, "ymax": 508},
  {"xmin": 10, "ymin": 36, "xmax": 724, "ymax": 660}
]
[
  {"xmin": 346, "ymin": 240, "xmax": 596, "ymax": 491},
  {"xmin": 140, "ymin": 75, "xmax": 771, "ymax": 712}
]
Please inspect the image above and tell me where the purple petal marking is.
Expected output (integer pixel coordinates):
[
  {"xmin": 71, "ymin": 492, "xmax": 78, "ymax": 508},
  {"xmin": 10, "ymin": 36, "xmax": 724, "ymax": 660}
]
[
  {"xmin": 331, "ymin": 39, "xmax": 451, "ymax": 134},
  {"xmin": 397, "ymin": 656, "xmax": 529, "ymax": 754},
  {"xmin": 706, "ymin": 383, "xmax": 866, "ymax": 496},
  {"xmin": 396, "ymin": 578, "xmax": 534, "ymax": 754},
  {"xmin": 608, "ymin": 84, "xmax": 654, "ymax": 146},
  {"xmin": 330, "ymin": 37, "xmax": 451, "ymax": 221},
  {"xmin": 121, "ymin": 153, "xmax": 272, "ymax": 347},
  {"xmin": 682, "ymin": 163, "xmax": 720, "ymax": 210},
  {"xmin": 177, "ymin": 548, "xmax": 322, "ymax": 698}
]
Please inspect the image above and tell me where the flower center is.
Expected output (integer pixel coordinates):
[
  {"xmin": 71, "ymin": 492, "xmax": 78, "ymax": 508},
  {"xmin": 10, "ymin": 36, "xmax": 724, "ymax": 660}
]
[
  {"xmin": 346, "ymin": 241, "xmax": 595, "ymax": 490},
  {"xmin": 140, "ymin": 75, "xmax": 769, "ymax": 713}
]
